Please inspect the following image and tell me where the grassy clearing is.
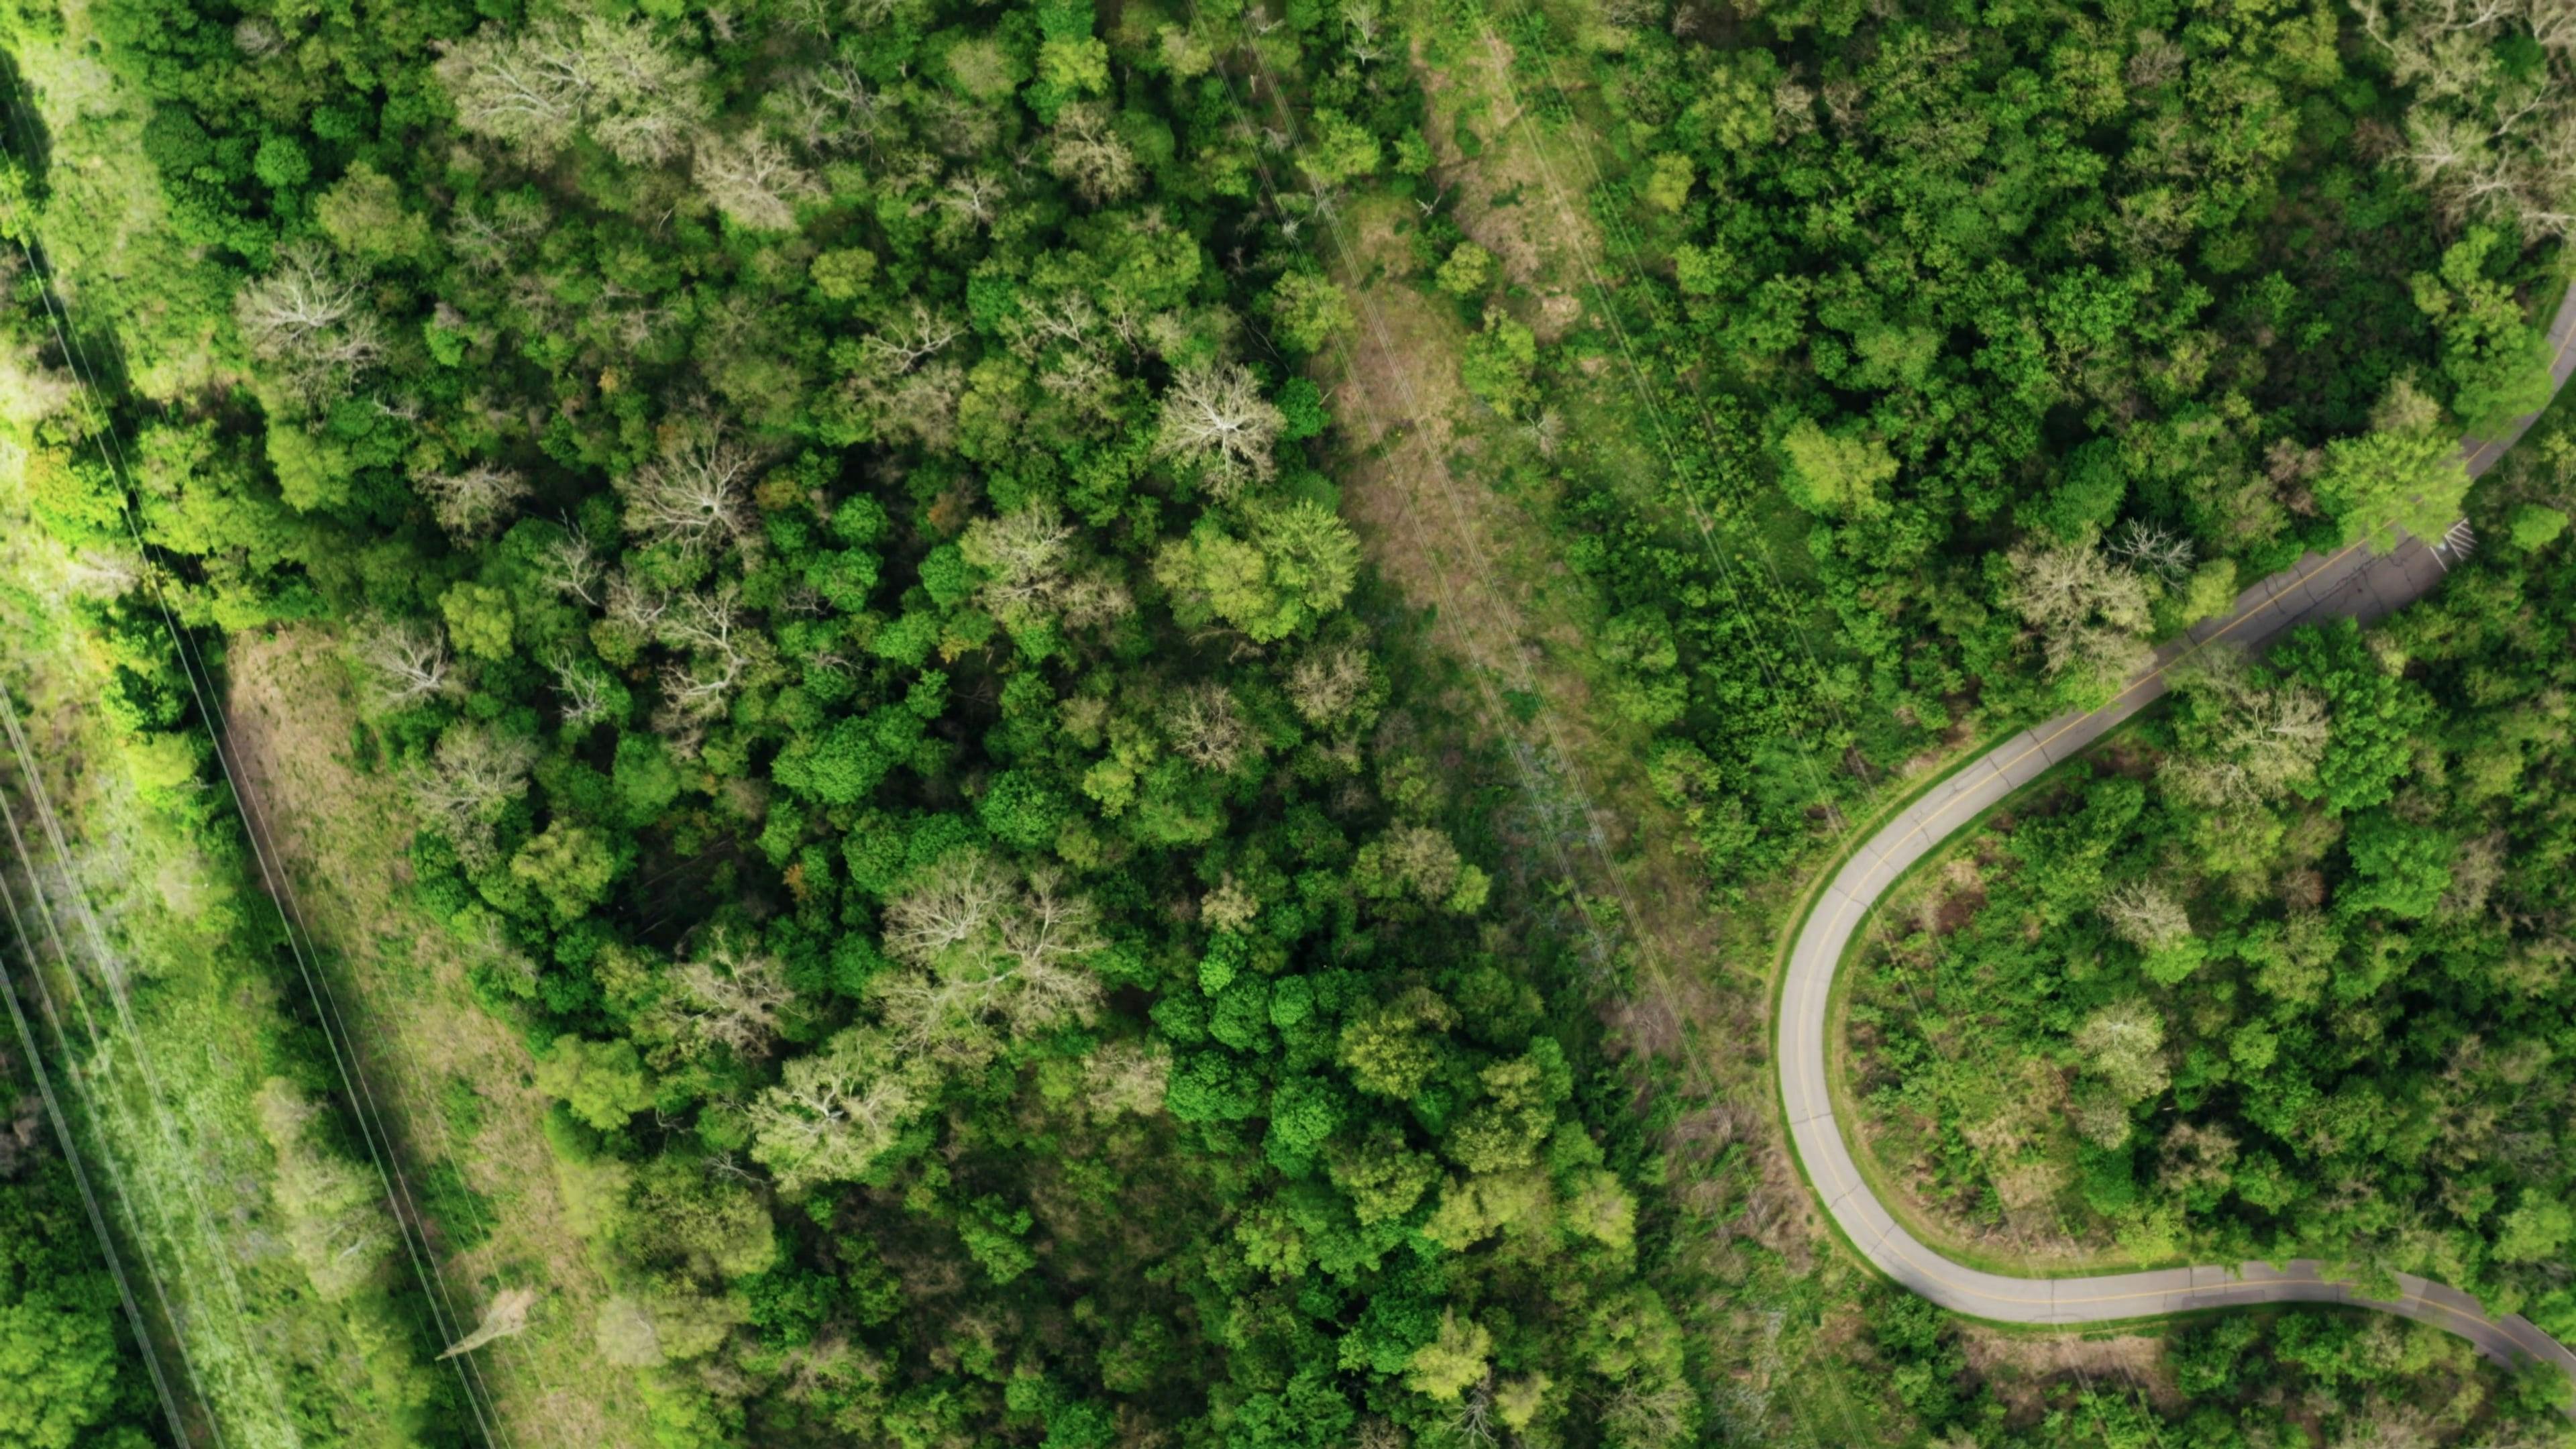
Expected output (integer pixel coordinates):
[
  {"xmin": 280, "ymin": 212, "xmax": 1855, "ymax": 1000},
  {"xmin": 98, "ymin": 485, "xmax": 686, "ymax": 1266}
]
[
  {"xmin": 1296, "ymin": 1, "xmax": 1958, "ymax": 1437},
  {"xmin": 224, "ymin": 625, "xmax": 661, "ymax": 1449},
  {"xmin": 0, "ymin": 484, "xmax": 455, "ymax": 1447},
  {"xmin": 3, "ymin": 3, "xmax": 641, "ymax": 1436}
]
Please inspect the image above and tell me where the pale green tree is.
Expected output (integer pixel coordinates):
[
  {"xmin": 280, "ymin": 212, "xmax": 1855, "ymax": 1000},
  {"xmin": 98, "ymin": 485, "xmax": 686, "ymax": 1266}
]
[{"xmin": 1778, "ymin": 418, "xmax": 1896, "ymax": 518}]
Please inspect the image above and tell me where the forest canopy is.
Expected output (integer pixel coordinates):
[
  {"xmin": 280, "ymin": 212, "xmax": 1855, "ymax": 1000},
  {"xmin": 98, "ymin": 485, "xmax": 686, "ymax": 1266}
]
[
  {"xmin": 1849, "ymin": 404, "xmax": 2576, "ymax": 1343},
  {"xmin": 0, "ymin": 0, "xmax": 2570, "ymax": 1441}
]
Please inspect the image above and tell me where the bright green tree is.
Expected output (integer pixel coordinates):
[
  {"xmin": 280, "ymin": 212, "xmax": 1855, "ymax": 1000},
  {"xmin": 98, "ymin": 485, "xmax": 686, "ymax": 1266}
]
[{"xmin": 537, "ymin": 1036, "xmax": 656, "ymax": 1131}]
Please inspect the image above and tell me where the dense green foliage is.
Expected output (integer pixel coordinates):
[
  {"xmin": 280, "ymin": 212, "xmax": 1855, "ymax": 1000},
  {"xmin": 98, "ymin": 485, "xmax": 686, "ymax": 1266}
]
[
  {"xmin": 1851, "ymin": 408, "xmax": 2576, "ymax": 1340},
  {"xmin": 1477, "ymin": 0, "xmax": 2569, "ymax": 886},
  {"xmin": 0, "ymin": 1061, "xmax": 163, "ymax": 1449},
  {"xmin": 4, "ymin": 0, "xmax": 1713, "ymax": 1440},
  {"xmin": 5, "ymin": 0, "xmax": 2573, "ymax": 1438},
  {"xmin": 1868, "ymin": 1294, "xmax": 2573, "ymax": 1448}
]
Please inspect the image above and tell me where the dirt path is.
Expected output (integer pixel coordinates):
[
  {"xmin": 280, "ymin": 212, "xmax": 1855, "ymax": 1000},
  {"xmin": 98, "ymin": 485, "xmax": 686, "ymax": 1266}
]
[{"xmin": 223, "ymin": 627, "xmax": 651, "ymax": 1449}]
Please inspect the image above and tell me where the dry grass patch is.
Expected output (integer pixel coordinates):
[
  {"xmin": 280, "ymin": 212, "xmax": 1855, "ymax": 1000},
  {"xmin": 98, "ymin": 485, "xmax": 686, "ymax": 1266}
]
[
  {"xmin": 1409, "ymin": 28, "xmax": 1604, "ymax": 340},
  {"xmin": 1960, "ymin": 1326, "xmax": 2184, "ymax": 1422},
  {"xmin": 225, "ymin": 625, "xmax": 654, "ymax": 1449}
]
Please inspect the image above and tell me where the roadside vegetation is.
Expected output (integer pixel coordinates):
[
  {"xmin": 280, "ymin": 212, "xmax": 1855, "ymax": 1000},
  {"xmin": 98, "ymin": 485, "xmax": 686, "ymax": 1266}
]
[
  {"xmin": 1846, "ymin": 383, "xmax": 2576, "ymax": 1336},
  {"xmin": 1481, "ymin": 0, "xmax": 2571, "ymax": 886},
  {"xmin": 1, "ymin": 0, "xmax": 2571, "ymax": 1442},
  {"xmin": 1870, "ymin": 1294, "xmax": 2576, "ymax": 1447}
]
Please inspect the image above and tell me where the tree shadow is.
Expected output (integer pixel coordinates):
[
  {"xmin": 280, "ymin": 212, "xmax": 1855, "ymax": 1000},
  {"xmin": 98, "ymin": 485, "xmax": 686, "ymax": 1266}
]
[
  {"xmin": 0, "ymin": 48, "xmax": 47, "ymax": 203},
  {"xmin": 0, "ymin": 55, "xmax": 144, "ymax": 411}
]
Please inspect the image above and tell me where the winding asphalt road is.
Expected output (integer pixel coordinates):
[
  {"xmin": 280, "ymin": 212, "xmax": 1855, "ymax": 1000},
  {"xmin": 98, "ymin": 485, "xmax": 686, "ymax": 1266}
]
[{"xmin": 1777, "ymin": 279, "xmax": 2576, "ymax": 1374}]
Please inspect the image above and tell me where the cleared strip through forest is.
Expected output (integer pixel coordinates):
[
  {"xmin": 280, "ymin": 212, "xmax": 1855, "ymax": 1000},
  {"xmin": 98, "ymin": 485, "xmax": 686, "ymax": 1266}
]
[{"xmin": 0, "ymin": 154, "xmax": 513, "ymax": 1446}]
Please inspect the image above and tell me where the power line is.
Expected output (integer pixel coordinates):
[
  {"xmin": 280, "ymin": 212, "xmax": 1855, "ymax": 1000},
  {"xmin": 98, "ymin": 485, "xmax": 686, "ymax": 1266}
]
[
  {"xmin": 0, "ymin": 739, "xmax": 203, "ymax": 1448},
  {"xmin": 0, "ymin": 142, "xmax": 511, "ymax": 1449},
  {"xmin": 1166, "ymin": 11, "xmax": 1867, "ymax": 1442},
  {"xmin": 3, "ymin": 59, "xmax": 639, "ymax": 1448},
  {"xmin": 0, "ymin": 615, "xmax": 292, "ymax": 1443}
]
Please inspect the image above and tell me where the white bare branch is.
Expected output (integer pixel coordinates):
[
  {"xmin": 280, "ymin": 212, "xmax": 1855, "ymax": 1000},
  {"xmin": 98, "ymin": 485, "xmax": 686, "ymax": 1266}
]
[
  {"xmin": 234, "ymin": 246, "xmax": 385, "ymax": 407},
  {"xmin": 696, "ymin": 131, "xmax": 821, "ymax": 231},
  {"xmin": 405, "ymin": 724, "xmax": 537, "ymax": 869},
  {"xmin": 1154, "ymin": 362, "xmax": 1285, "ymax": 500},
  {"xmin": 616, "ymin": 429, "xmax": 761, "ymax": 560},
  {"xmin": 415, "ymin": 462, "xmax": 532, "ymax": 543},
  {"xmin": 353, "ymin": 619, "xmax": 460, "ymax": 714}
]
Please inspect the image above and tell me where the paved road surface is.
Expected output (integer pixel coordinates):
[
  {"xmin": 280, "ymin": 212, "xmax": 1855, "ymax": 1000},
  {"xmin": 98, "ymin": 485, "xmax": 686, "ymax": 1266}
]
[{"xmin": 1777, "ymin": 280, "xmax": 2576, "ymax": 1375}]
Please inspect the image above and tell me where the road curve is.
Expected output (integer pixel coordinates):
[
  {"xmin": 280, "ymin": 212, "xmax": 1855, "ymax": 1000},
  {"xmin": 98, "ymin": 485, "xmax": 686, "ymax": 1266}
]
[{"xmin": 1777, "ymin": 279, "xmax": 2576, "ymax": 1375}]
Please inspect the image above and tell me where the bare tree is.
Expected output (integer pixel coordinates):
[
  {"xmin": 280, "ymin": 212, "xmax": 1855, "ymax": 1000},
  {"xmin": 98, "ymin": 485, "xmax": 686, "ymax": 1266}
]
[
  {"xmin": 879, "ymin": 849, "xmax": 1011, "ymax": 965},
  {"xmin": 616, "ymin": 427, "xmax": 760, "ymax": 559},
  {"xmin": 877, "ymin": 366, "xmax": 973, "ymax": 447},
  {"xmin": 602, "ymin": 572, "xmax": 668, "ymax": 634},
  {"xmin": 2159, "ymin": 646, "xmax": 2330, "ymax": 807},
  {"xmin": 1078, "ymin": 1040, "xmax": 1170, "ymax": 1119},
  {"xmin": 1446, "ymin": 1378, "xmax": 1499, "ymax": 1449},
  {"xmin": 1046, "ymin": 103, "xmax": 1142, "ymax": 203},
  {"xmin": 1603, "ymin": 1379, "xmax": 1695, "ymax": 1449},
  {"xmin": 695, "ymin": 130, "xmax": 820, "ymax": 231},
  {"xmin": 858, "ymin": 301, "xmax": 965, "ymax": 375},
  {"xmin": 1053, "ymin": 568, "xmax": 1134, "ymax": 631},
  {"xmin": 1155, "ymin": 362, "xmax": 1285, "ymax": 498},
  {"xmin": 433, "ymin": 20, "xmax": 586, "ymax": 156},
  {"xmin": 405, "ymin": 724, "xmax": 537, "ymax": 868},
  {"xmin": 2003, "ymin": 536, "xmax": 2154, "ymax": 685},
  {"xmin": 873, "ymin": 853, "xmax": 1105, "ymax": 1057},
  {"xmin": 2438, "ymin": 830, "xmax": 2507, "ymax": 920},
  {"xmin": 658, "ymin": 586, "xmax": 747, "ymax": 661},
  {"xmin": 548, "ymin": 652, "xmax": 614, "ymax": 731},
  {"xmin": 234, "ymin": 246, "xmax": 385, "ymax": 407},
  {"xmin": 2330, "ymin": 1403, "xmax": 2440, "ymax": 1449},
  {"xmin": 447, "ymin": 199, "xmax": 551, "ymax": 276},
  {"xmin": 2075, "ymin": 998, "xmax": 2169, "ymax": 1104},
  {"xmin": 233, "ymin": 15, "xmax": 285, "ymax": 57},
  {"xmin": 997, "ymin": 871, "xmax": 1104, "ymax": 982},
  {"xmin": 2355, "ymin": 0, "xmax": 2576, "ymax": 239},
  {"xmin": 770, "ymin": 62, "xmax": 883, "ymax": 155},
  {"xmin": 1342, "ymin": 0, "xmax": 1387, "ymax": 62},
  {"xmin": 960, "ymin": 502, "xmax": 1076, "ymax": 623},
  {"xmin": 2107, "ymin": 518, "xmax": 2196, "ymax": 580},
  {"xmin": 653, "ymin": 587, "xmax": 758, "ymax": 729},
  {"xmin": 1287, "ymin": 643, "xmax": 1373, "ymax": 727},
  {"xmin": 659, "ymin": 930, "xmax": 794, "ymax": 1061},
  {"xmin": 1165, "ymin": 684, "xmax": 1254, "ymax": 771},
  {"xmin": 414, "ymin": 462, "xmax": 531, "ymax": 542},
  {"xmin": 2098, "ymin": 879, "xmax": 2193, "ymax": 953},
  {"xmin": 2126, "ymin": 30, "xmax": 2185, "ymax": 91},
  {"xmin": 746, "ymin": 1028, "xmax": 934, "ymax": 1191},
  {"xmin": 1008, "ymin": 291, "xmax": 1105, "ymax": 363},
  {"xmin": 542, "ymin": 524, "xmax": 606, "ymax": 608},
  {"xmin": 2156, "ymin": 1120, "xmax": 2241, "ymax": 1201},
  {"xmin": 352, "ymin": 619, "xmax": 459, "ymax": 714},
  {"xmin": 435, "ymin": 13, "xmax": 712, "ymax": 167},
  {"xmin": 939, "ymin": 171, "xmax": 1007, "ymax": 231}
]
